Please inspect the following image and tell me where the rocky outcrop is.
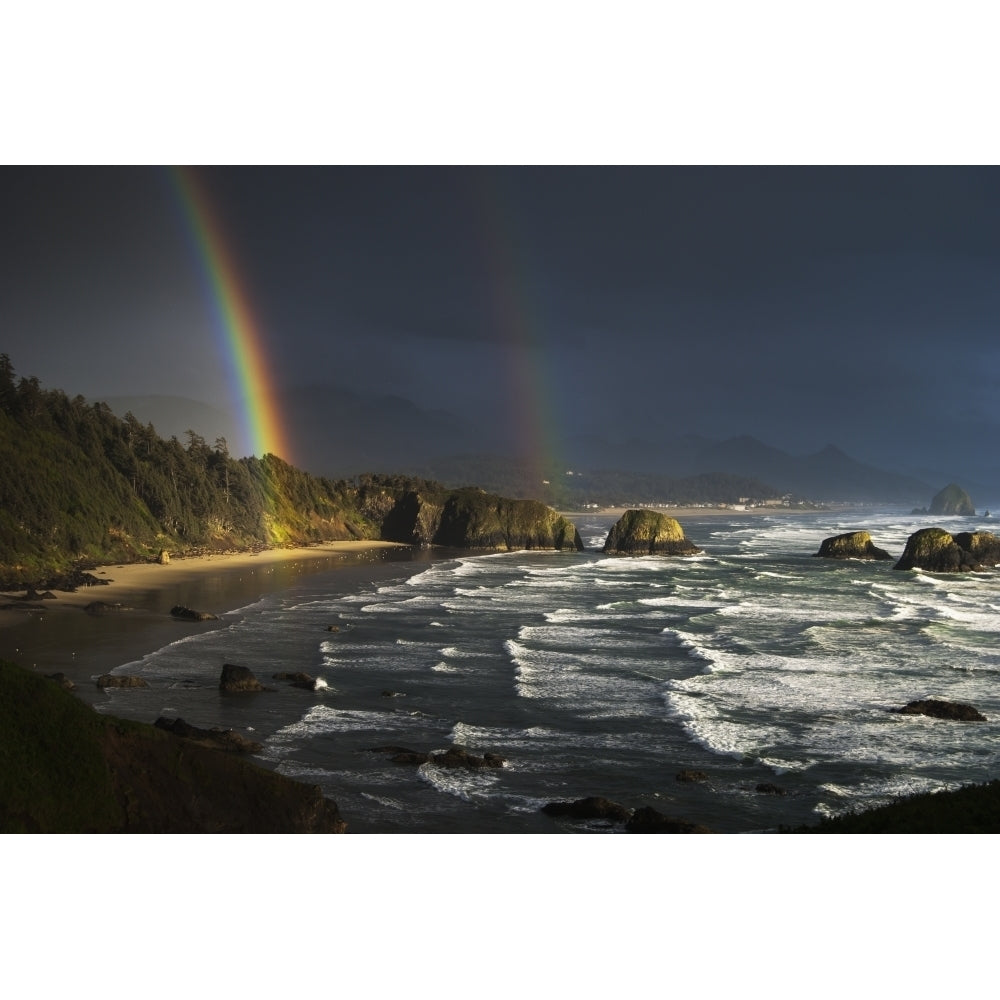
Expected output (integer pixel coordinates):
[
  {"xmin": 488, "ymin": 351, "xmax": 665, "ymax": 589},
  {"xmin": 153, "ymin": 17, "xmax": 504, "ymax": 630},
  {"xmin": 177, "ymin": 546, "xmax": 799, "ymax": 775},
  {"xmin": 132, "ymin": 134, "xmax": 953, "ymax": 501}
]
[
  {"xmin": 815, "ymin": 531, "xmax": 893, "ymax": 561},
  {"xmin": 96, "ymin": 674, "xmax": 148, "ymax": 688},
  {"xmin": 0, "ymin": 659, "xmax": 346, "ymax": 833},
  {"xmin": 756, "ymin": 782, "xmax": 786, "ymax": 795},
  {"xmin": 676, "ymin": 769, "xmax": 709, "ymax": 783},
  {"xmin": 893, "ymin": 699, "xmax": 987, "ymax": 722},
  {"xmin": 379, "ymin": 487, "xmax": 583, "ymax": 552},
  {"xmin": 602, "ymin": 509, "xmax": 701, "ymax": 555},
  {"xmin": 929, "ymin": 484, "xmax": 975, "ymax": 516},
  {"xmin": 273, "ymin": 671, "xmax": 327, "ymax": 691},
  {"xmin": 154, "ymin": 716, "xmax": 263, "ymax": 752},
  {"xmin": 625, "ymin": 806, "xmax": 712, "ymax": 834},
  {"xmin": 367, "ymin": 744, "xmax": 506, "ymax": 770},
  {"xmin": 541, "ymin": 797, "xmax": 633, "ymax": 823},
  {"xmin": 170, "ymin": 605, "xmax": 218, "ymax": 621},
  {"xmin": 219, "ymin": 663, "xmax": 273, "ymax": 693},
  {"xmin": 893, "ymin": 527, "xmax": 999, "ymax": 572},
  {"xmin": 953, "ymin": 531, "xmax": 1000, "ymax": 567},
  {"xmin": 85, "ymin": 601, "xmax": 131, "ymax": 614}
]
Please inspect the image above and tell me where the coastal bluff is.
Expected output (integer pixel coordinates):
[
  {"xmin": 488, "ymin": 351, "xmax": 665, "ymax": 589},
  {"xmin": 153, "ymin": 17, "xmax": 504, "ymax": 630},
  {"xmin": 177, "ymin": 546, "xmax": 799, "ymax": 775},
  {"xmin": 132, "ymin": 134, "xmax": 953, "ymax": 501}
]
[
  {"xmin": 602, "ymin": 509, "xmax": 701, "ymax": 555},
  {"xmin": 376, "ymin": 486, "xmax": 583, "ymax": 552},
  {"xmin": 0, "ymin": 659, "xmax": 346, "ymax": 833}
]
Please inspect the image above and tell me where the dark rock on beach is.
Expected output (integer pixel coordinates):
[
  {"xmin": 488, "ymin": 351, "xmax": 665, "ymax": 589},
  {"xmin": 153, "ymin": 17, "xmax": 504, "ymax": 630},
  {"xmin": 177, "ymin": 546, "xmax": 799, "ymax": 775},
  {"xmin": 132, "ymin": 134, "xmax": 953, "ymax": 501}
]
[
  {"xmin": 219, "ymin": 663, "xmax": 273, "ymax": 693},
  {"xmin": 154, "ymin": 716, "xmax": 263, "ymax": 753},
  {"xmin": 625, "ymin": 806, "xmax": 713, "ymax": 834},
  {"xmin": 603, "ymin": 509, "xmax": 701, "ymax": 556},
  {"xmin": 541, "ymin": 796, "xmax": 633, "ymax": 823},
  {"xmin": 85, "ymin": 600, "xmax": 131, "ymax": 615},
  {"xmin": 893, "ymin": 699, "xmax": 987, "ymax": 722},
  {"xmin": 37, "ymin": 568, "xmax": 111, "ymax": 592},
  {"xmin": 96, "ymin": 674, "xmax": 148, "ymax": 688},
  {"xmin": 45, "ymin": 672, "xmax": 75, "ymax": 690},
  {"xmin": 171, "ymin": 604, "xmax": 218, "ymax": 621},
  {"xmin": 815, "ymin": 531, "xmax": 893, "ymax": 561}
]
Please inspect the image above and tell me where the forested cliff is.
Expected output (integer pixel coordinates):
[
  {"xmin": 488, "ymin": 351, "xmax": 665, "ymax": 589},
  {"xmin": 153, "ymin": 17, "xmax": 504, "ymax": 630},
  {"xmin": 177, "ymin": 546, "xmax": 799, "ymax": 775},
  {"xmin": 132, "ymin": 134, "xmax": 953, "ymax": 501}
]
[{"xmin": 0, "ymin": 359, "xmax": 579, "ymax": 584}]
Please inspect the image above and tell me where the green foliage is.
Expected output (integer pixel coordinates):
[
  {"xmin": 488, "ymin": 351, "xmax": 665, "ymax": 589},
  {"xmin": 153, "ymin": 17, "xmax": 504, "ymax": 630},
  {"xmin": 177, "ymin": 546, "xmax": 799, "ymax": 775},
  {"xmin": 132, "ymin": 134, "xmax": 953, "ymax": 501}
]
[
  {"xmin": 0, "ymin": 659, "xmax": 125, "ymax": 832},
  {"xmin": 791, "ymin": 780, "xmax": 1000, "ymax": 834},
  {"xmin": 0, "ymin": 358, "xmax": 381, "ymax": 584}
]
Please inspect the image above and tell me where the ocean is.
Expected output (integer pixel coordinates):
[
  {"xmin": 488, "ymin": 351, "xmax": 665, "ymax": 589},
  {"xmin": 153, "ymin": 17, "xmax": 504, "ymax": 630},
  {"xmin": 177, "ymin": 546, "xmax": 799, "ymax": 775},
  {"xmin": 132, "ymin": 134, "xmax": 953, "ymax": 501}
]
[{"xmin": 94, "ymin": 507, "xmax": 1000, "ymax": 833}]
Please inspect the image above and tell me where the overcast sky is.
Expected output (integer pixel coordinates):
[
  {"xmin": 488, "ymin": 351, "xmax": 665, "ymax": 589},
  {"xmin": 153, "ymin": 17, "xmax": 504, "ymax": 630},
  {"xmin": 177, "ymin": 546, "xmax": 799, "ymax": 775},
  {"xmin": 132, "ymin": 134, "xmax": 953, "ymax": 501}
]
[{"xmin": 3, "ymin": 165, "xmax": 999, "ymax": 481}]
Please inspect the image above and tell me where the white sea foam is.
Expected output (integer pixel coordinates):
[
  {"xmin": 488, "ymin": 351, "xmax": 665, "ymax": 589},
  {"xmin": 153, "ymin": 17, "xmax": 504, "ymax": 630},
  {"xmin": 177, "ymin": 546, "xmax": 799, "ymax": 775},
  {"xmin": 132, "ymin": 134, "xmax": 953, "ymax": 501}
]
[{"xmin": 417, "ymin": 760, "xmax": 502, "ymax": 801}]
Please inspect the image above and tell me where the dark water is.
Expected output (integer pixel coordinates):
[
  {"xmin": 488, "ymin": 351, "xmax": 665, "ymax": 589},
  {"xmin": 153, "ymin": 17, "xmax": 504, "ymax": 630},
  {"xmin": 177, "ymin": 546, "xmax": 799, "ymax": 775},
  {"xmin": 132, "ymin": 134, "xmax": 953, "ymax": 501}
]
[{"xmin": 90, "ymin": 508, "xmax": 1000, "ymax": 832}]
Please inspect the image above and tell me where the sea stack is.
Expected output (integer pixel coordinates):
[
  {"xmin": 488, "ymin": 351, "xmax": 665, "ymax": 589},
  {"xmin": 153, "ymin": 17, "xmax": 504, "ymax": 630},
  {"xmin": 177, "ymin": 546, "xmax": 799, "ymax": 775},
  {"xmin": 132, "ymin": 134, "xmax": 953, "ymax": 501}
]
[
  {"xmin": 815, "ymin": 531, "xmax": 893, "ymax": 560},
  {"xmin": 929, "ymin": 484, "xmax": 975, "ymax": 516},
  {"xmin": 602, "ymin": 509, "xmax": 701, "ymax": 556},
  {"xmin": 893, "ymin": 527, "xmax": 994, "ymax": 572}
]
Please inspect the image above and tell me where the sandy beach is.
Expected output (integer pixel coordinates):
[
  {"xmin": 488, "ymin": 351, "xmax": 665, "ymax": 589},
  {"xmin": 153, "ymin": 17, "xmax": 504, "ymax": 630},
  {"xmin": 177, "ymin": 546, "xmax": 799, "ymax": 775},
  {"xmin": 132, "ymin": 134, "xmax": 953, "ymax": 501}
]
[{"xmin": 0, "ymin": 541, "xmax": 414, "ymax": 704}]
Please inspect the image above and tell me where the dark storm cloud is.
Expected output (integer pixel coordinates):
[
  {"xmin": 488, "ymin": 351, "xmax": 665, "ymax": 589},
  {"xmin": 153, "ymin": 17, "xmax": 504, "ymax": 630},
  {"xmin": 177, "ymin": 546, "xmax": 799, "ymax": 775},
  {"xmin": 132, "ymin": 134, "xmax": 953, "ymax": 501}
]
[{"xmin": 2, "ymin": 165, "xmax": 999, "ymax": 486}]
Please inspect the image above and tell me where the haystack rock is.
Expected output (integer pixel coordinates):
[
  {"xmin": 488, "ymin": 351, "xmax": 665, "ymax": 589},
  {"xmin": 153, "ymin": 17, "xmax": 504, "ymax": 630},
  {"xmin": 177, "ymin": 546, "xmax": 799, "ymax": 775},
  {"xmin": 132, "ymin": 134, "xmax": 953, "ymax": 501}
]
[
  {"xmin": 815, "ymin": 531, "xmax": 893, "ymax": 560},
  {"xmin": 602, "ymin": 509, "xmax": 701, "ymax": 555},
  {"xmin": 929, "ymin": 484, "xmax": 975, "ymax": 516}
]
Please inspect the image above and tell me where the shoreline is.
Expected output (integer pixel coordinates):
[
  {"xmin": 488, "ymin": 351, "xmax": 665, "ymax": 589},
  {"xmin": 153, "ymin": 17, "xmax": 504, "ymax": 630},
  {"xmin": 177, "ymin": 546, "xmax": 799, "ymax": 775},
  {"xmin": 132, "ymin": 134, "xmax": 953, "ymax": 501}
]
[
  {"xmin": 0, "ymin": 541, "xmax": 416, "ymax": 705},
  {"xmin": 560, "ymin": 503, "xmax": 835, "ymax": 518}
]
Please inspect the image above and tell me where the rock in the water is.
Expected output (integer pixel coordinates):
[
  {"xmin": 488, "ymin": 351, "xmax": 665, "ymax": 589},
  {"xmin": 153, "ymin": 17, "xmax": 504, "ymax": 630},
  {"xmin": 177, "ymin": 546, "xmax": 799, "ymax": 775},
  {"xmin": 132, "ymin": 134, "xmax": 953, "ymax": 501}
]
[
  {"xmin": 272, "ymin": 671, "xmax": 325, "ymax": 690},
  {"xmin": 431, "ymin": 746, "xmax": 506, "ymax": 770},
  {"xmin": 85, "ymin": 601, "xmax": 130, "ymax": 615},
  {"xmin": 603, "ymin": 509, "xmax": 701, "ymax": 556},
  {"xmin": 219, "ymin": 663, "xmax": 271, "ymax": 693},
  {"xmin": 676, "ymin": 769, "xmax": 709, "ymax": 783},
  {"xmin": 171, "ymin": 605, "xmax": 218, "ymax": 621},
  {"xmin": 96, "ymin": 674, "xmax": 148, "ymax": 688},
  {"xmin": 894, "ymin": 699, "xmax": 987, "ymax": 722},
  {"xmin": 541, "ymin": 797, "xmax": 633, "ymax": 823},
  {"xmin": 366, "ymin": 744, "xmax": 505, "ymax": 769},
  {"xmin": 893, "ymin": 527, "xmax": 985, "ymax": 572},
  {"xmin": 815, "ymin": 531, "xmax": 893, "ymax": 561},
  {"xmin": 625, "ymin": 806, "xmax": 712, "ymax": 834},
  {"xmin": 953, "ymin": 531, "xmax": 1000, "ymax": 568},
  {"xmin": 756, "ymin": 782, "xmax": 787, "ymax": 795},
  {"xmin": 154, "ymin": 716, "xmax": 263, "ymax": 753},
  {"xmin": 929, "ymin": 484, "xmax": 975, "ymax": 516},
  {"xmin": 45, "ymin": 672, "xmax": 75, "ymax": 690}
]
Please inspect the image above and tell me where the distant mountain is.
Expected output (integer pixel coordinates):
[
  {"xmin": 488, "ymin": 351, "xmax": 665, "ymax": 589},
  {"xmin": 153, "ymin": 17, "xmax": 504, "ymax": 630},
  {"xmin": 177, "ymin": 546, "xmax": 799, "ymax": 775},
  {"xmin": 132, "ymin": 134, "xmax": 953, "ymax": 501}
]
[
  {"xmin": 278, "ymin": 384, "xmax": 479, "ymax": 476},
  {"xmin": 566, "ymin": 432, "xmax": 932, "ymax": 504},
  {"xmin": 101, "ymin": 387, "xmax": 939, "ymax": 505}
]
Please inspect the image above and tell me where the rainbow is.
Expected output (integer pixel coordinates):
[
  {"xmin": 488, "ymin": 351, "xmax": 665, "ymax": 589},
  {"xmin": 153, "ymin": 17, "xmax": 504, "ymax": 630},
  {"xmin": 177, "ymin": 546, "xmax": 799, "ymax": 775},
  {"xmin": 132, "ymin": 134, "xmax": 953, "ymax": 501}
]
[
  {"xmin": 470, "ymin": 172, "xmax": 565, "ymax": 490},
  {"xmin": 168, "ymin": 166, "xmax": 291, "ymax": 463}
]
